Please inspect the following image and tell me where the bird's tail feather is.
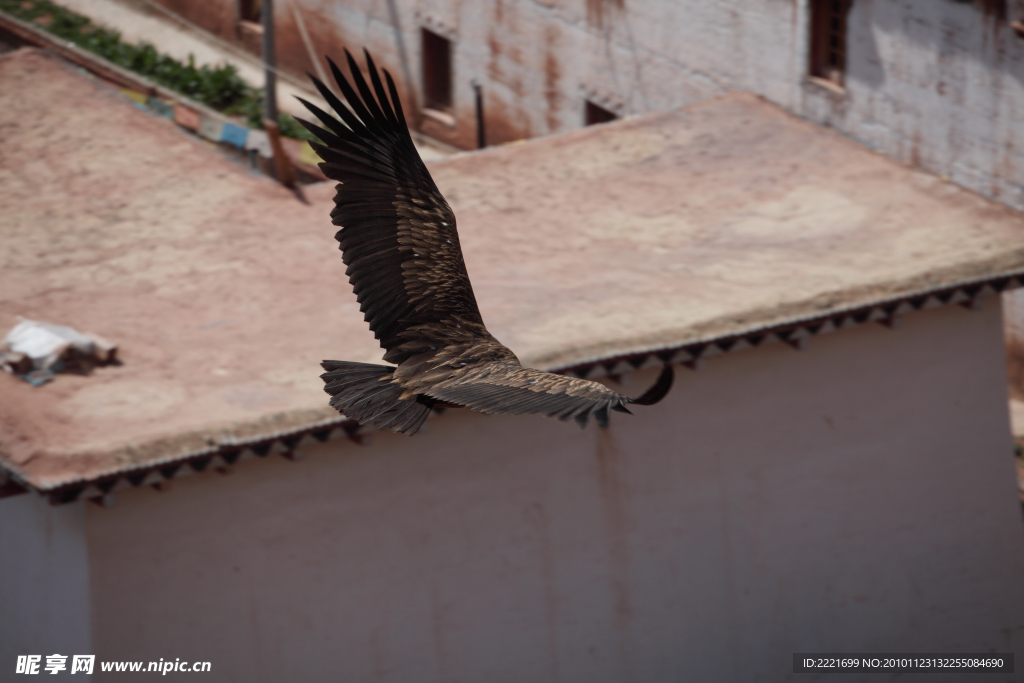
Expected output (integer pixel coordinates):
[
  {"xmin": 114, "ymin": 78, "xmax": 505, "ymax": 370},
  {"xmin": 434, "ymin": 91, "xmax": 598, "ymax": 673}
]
[{"xmin": 320, "ymin": 360, "xmax": 433, "ymax": 435}]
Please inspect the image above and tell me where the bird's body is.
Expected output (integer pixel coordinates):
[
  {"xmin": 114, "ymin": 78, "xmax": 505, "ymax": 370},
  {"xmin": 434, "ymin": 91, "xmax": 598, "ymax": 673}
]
[{"xmin": 299, "ymin": 50, "xmax": 672, "ymax": 435}]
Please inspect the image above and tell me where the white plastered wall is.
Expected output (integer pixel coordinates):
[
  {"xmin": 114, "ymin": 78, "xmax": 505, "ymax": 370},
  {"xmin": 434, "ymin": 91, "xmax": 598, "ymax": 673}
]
[
  {"xmin": 0, "ymin": 495, "xmax": 91, "ymax": 679},
  {"xmin": 86, "ymin": 296, "xmax": 1024, "ymax": 682}
]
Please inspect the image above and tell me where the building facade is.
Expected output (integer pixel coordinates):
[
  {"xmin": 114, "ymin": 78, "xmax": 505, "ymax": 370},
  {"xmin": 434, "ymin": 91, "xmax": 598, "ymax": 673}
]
[
  {"xmin": 4, "ymin": 46, "xmax": 1024, "ymax": 681},
  {"xmin": 156, "ymin": 0, "xmax": 1024, "ymax": 212},
  {"xmin": 5, "ymin": 299, "xmax": 1024, "ymax": 682}
]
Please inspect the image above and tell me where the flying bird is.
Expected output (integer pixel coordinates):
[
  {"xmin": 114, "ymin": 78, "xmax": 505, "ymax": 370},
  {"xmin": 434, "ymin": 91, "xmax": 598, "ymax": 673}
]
[{"xmin": 298, "ymin": 49, "xmax": 673, "ymax": 435}]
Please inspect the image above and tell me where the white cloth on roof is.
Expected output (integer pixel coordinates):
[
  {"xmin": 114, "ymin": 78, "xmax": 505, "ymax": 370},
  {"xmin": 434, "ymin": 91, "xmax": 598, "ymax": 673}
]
[{"xmin": 4, "ymin": 319, "xmax": 96, "ymax": 370}]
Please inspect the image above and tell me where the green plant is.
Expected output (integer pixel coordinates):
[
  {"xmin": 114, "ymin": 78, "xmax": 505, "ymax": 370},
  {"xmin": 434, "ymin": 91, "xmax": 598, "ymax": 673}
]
[{"xmin": 0, "ymin": 0, "xmax": 313, "ymax": 139}]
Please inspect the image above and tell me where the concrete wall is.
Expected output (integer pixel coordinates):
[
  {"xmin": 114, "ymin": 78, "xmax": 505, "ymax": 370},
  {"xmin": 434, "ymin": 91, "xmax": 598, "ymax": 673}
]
[
  {"xmin": 0, "ymin": 495, "xmax": 91, "ymax": 680},
  {"xmin": 153, "ymin": 0, "xmax": 1024, "ymax": 210},
  {"xmin": 85, "ymin": 296, "xmax": 1024, "ymax": 682},
  {"xmin": 802, "ymin": 0, "xmax": 1024, "ymax": 210}
]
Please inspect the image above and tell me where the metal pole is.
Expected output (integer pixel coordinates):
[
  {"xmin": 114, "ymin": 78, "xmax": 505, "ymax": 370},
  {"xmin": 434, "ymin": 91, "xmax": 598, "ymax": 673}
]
[
  {"xmin": 472, "ymin": 80, "xmax": 485, "ymax": 149},
  {"xmin": 262, "ymin": 0, "xmax": 277, "ymax": 125}
]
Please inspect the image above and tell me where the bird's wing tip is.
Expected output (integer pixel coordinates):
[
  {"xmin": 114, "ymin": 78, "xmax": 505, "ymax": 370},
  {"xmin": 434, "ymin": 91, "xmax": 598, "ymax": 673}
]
[{"xmin": 629, "ymin": 364, "xmax": 674, "ymax": 406}]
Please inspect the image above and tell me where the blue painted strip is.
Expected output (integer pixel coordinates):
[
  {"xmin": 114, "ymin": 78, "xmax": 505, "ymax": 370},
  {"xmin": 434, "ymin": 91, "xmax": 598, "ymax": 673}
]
[
  {"xmin": 220, "ymin": 122, "xmax": 249, "ymax": 148},
  {"xmin": 146, "ymin": 97, "xmax": 174, "ymax": 119}
]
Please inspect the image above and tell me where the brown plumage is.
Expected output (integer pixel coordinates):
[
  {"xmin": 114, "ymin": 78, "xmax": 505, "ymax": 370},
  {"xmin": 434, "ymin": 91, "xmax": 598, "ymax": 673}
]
[{"xmin": 298, "ymin": 49, "xmax": 673, "ymax": 435}]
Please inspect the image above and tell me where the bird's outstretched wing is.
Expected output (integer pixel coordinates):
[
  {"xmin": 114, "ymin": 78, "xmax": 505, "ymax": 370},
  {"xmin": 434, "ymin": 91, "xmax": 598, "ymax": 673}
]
[
  {"xmin": 304, "ymin": 50, "xmax": 675, "ymax": 434},
  {"xmin": 422, "ymin": 363, "xmax": 675, "ymax": 429},
  {"xmin": 297, "ymin": 49, "xmax": 487, "ymax": 365}
]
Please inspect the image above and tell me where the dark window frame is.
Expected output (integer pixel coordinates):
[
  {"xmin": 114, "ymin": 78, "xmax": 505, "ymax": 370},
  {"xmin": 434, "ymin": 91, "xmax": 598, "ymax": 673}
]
[{"xmin": 808, "ymin": 0, "xmax": 852, "ymax": 88}]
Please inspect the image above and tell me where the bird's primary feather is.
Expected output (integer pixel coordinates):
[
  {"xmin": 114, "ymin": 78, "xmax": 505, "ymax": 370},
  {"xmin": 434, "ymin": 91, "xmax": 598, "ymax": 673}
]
[{"xmin": 302, "ymin": 49, "xmax": 672, "ymax": 435}]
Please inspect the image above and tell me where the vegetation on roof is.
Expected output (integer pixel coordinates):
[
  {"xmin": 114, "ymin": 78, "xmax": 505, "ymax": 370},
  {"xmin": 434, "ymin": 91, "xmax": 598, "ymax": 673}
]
[{"xmin": 0, "ymin": 0, "xmax": 312, "ymax": 139}]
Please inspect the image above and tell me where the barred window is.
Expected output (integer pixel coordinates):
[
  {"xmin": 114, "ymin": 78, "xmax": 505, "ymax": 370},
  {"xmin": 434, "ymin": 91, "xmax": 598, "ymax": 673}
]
[{"xmin": 809, "ymin": 0, "xmax": 851, "ymax": 88}]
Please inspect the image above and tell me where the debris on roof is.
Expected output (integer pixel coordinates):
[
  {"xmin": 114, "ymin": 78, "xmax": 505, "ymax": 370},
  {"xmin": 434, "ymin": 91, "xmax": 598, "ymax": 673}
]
[{"xmin": 1, "ymin": 319, "xmax": 116, "ymax": 385}]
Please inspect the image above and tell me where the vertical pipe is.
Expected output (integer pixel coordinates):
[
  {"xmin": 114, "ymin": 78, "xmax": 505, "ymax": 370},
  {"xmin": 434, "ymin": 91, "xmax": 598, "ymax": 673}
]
[
  {"xmin": 262, "ymin": 0, "xmax": 277, "ymax": 125},
  {"xmin": 473, "ymin": 80, "xmax": 485, "ymax": 149}
]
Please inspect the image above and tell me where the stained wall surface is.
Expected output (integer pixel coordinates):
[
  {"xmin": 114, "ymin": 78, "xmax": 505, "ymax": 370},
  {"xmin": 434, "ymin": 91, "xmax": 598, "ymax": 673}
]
[
  {"xmin": 85, "ymin": 297, "xmax": 1024, "ymax": 682},
  {"xmin": 149, "ymin": 0, "xmax": 1024, "ymax": 212}
]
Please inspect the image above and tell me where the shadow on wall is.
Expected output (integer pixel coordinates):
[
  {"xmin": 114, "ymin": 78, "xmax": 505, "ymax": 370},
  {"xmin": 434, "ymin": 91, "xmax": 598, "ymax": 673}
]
[
  {"xmin": 866, "ymin": 0, "xmax": 1024, "ymax": 85},
  {"xmin": 846, "ymin": 0, "xmax": 885, "ymax": 89}
]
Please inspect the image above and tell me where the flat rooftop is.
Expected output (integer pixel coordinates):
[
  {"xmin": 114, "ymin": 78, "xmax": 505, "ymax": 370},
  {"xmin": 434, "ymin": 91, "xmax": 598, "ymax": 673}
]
[{"xmin": 2, "ymin": 47, "xmax": 1024, "ymax": 493}]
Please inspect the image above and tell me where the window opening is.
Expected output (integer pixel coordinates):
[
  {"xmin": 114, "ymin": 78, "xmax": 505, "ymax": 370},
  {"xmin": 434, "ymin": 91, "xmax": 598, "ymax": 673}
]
[
  {"xmin": 239, "ymin": 0, "xmax": 261, "ymax": 23},
  {"xmin": 808, "ymin": 0, "xmax": 851, "ymax": 87},
  {"xmin": 585, "ymin": 100, "xmax": 617, "ymax": 126},
  {"xmin": 422, "ymin": 29, "xmax": 453, "ymax": 111}
]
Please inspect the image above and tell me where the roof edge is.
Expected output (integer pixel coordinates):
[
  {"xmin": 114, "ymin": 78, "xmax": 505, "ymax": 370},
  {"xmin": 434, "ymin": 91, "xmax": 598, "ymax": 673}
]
[
  {"xmin": 550, "ymin": 267, "xmax": 1024, "ymax": 378},
  {"xmin": 3, "ymin": 267, "xmax": 1021, "ymax": 504}
]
